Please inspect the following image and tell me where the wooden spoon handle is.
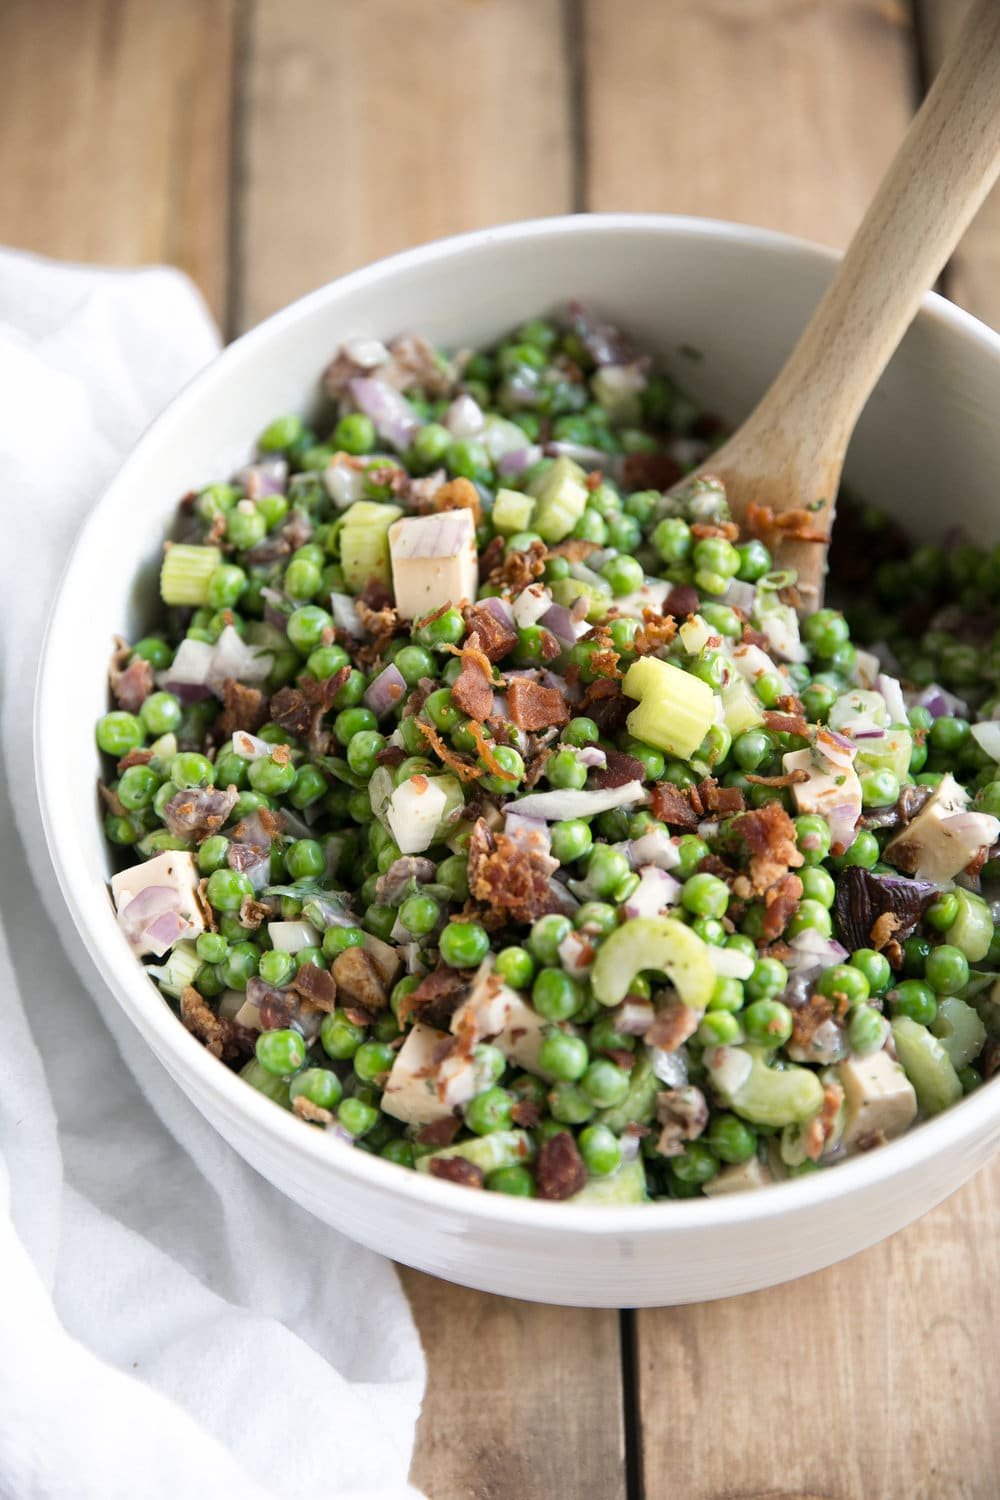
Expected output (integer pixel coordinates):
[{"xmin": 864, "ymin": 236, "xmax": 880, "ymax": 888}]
[{"xmin": 751, "ymin": 0, "xmax": 1000, "ymax": 460}]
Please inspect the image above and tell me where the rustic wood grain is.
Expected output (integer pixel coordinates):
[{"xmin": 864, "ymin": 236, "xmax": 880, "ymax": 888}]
[
  {"xmin": 582, "ymin": 0, "xmax": 916, "ymax": 250},
  {"xmin": 236, "ymin": 0, "xmax": 575, "ymax": 331},
  {"xmin": 0, "ymin": 0, "xmax": 235, "ymax": 324},
  {"xmin": 633, "ymin": 1167, "xmax": 1000, "ymax": 1500},
  {"xmin": 402, "ymin": 1267, "xmax": 626, "ymax": 1500},
  {"xmin": 919, "ymin": 0, "xmax": 1000, "ymax": 327}
]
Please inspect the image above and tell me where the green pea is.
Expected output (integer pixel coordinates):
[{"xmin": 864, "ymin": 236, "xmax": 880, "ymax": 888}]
[
  {"xmin": 532, "ymin": 968, "xmax": 581, "ymax": 1022},
  {"xmin": 258, "ymin": 948, "xmax": 296, "ymax": 987},
  {"xmin": 353, "ymin": 1040, "xmax": 395, "ymax": 1083},
  {"xmin": 584, "ymin": 845, "xmax": 631, "ymax": 899},
  {"xmin": 320, "ymin": 1008, "xmax": 366, "ymax": 1060},
  {"xmin": 335, "ymin": 706, "xmax": 377, "ymax": 744},
  {"xmin": 465, "ymin": 1086, "xmax": 515, "ymax": 1135},
  {"xmin": 96, "ymin": 711, "xmax": 144, "ymax": 757},
  {"xmin": 486, "ymin": 1165, "xmax": 536, "ymax": 1196},
  {"xmin": 924, "ymin": 944, "xmax": 970, "ymax": 996},
  {"xmin": 528, "ymin": 914, "xmax": 574, "ymax": 966},
  {"xmin": 495, "ymin": 946, "xmax": 535, "ymax": 989},
  {"xmin": 226, "ymin": 505, "xmax": 267, "ymax": 552},
  {"xmin": 248, "ymin": 754, "xmax": 296, "ymax": 797},
  {"xmin": 673, "ymin": 835, "xmax": 709, "ymax": 879},
  {"xmin": 707, "ymin": 1113, "xmax": 757, "ymax": 1163},
  {"xmin": 221, "ymin": 941, "xmax": 259, "ymax": 991},
  {"xmin": 439, "ymin": 921, "xmax": 490, "ymax": 968},
  {"xmin": 333, "ymin": 413, "xmax": 377, "ymax": 454},
  {"xmin": 206, "ymin": 867, "xmax": 253, "ymax": 912},
  {"xmin": 850, "ymin": 948, "xmax": 892, "ymax": 994},
  {"xmin": 745, "ymin": 957, "xmax": 788, "ymax": 1002},
  {"xmin": 848, "ymin": 1005, "xmax": 887, "ymax": 1056},
  {"xmin": 131, "ymin": 637, "xmax": 173, "ymax": 670},
  {"xmin": 286, "ymin": 604, "xmax": 334, "ymax": 654},
  {"xmin": 890, "ymin": 979, "xmax": 938, "ymax": 1026},
  {"xmin": 550, "ymin": 819, "xmax": 593, "ymax": 865},
  {"xmin": 545, "ymin": 748, "xmax": 588, "ymax": 791},
  {"xmin": 698, "ymin": 1012, "xmax": 742, "ymax": 1046},
  {"xmin": 399, "ymin": 893, "xmax": 441, "ymax": 936},
  {"xmin": 743, "ymin": 999, "xmax": 793, "ymax": 1046},
  {"xmin": 816, "ymin": 964, "xmax": 870, "ymax": 1005},
  {"xmin": 671, "ymin": 1141, "xmax": 719, "ymax": 1186},
  {"xmin": 338, "ymin": 1097, "xmax": 379, "ymax": 1137},
  {"xmin": 578, "ymin": 1123, "xmax": 622, "ymax": 1176},
  {"xmin": 256, "ymin": 1028, "xmax": 306, "ymax": 1076},
  {"xmin": 785, "ymin": 901, "xmax": 833, "ymax": 940},
  {"xmin": 799, "ymin": 866, "xmax": 836, "ymax": 908},
  {"xmin": 580, "ymin": 1058, "xmax": 630, "ymax": 1108},
  {"xmin": 197, "ymin": 835, "xmax": 231, "ymax": 875},
  {"xmin": 561, "ymin": 716, "xmax": 600, "ymax": 748},
  {"xmin": 116, "ymin": 763, "xmax": 160, "ymax": 811},
  {"xmin": 548, "ymin": 1081, "xmax": 594, "ymax": 1125},
  {"xmin": 289, "ymin": 1067, "xmax": 343, "ymax": 1111},
  {"xmin": 681, "ymin": 872, "xmax": 729, "ymax": 919}
]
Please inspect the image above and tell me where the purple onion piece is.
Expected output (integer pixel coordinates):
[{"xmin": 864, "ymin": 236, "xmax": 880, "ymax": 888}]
[
  {"xmin": 348, "ymin": 375, "xmax": 420, "ymax": 452},
  {"xmin": 478, "ymin": 594, "xmax": 515, "ymax": 630},
  {"xmin": 496, "ymin": 445, "xmax": 543, "ymax": 477},
  {"xmin": 539, "ymin": 603, "xmax": 577, "ymax": 650},
  {"xmin": 364, "ymin": 661, "xmax": 408, "ymax": 719}
]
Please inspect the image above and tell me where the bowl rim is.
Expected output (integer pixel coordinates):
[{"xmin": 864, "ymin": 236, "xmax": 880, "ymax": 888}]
[{"xmin": 35, "ymin": 210, "xmax": 1000, "ymax": 1236}]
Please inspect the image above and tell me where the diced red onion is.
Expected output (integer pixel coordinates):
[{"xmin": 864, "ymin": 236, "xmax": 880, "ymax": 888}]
[
  {"xmin": 342, "ymin": 336, "xmax": 389, "ymax": 368},
  {"xmin": 504, "ymin": 811, "xmax": 552, "ymax": 855},
  {"xmin": 827, "ymin": 801, "xmax": 863, "ymax": 854},
  {"xmin": 539, "ymin": 603, "xmax": 577, "ymax": 650},
  {"xmin": 444, "ymin": 393, "xmax": 484, "ymax": 439},
  {"xmin": 481, "ymin": 416, "xmax": 537, "ymax": 461},
  {"xmin": 787, "ymin": 929, "xmax": 849, "ymax": 973},
  {"xmin": 348, "ymin": 376, "xmax": 420, "ymax": 453},
  {"xmin": 971, "ymin": 721, "xmax": 1000, "ymax": 761},
  {"xmin": 544, "ymin": 441, "xmax": 607, "ymax": 469},
  {"xmin": 626, "ymin": 826, "xmax": 680, "ymax": 871},
  {"xmin": 478, "ymin": 594, "xmax": 515, "ymax": 630},
  {"xmin": 496, "ymin": 445, "xmax": 543, "ymax": 477},
  {"xmin": 236, "ymin": 458, "xmax": 288, "ymax": 498},
  {"xmin": 508, "ymin": 780, "xmax": 646, "ymax": 821},
  {"xmin": 620, "ymin": 1131, "xmax": 643, "ymax": 1163},
  {"xmin": 280, "ymin": 806, "xmax": 315, "ymax": 842},
  {"xmin": 623, "ymin": 865, "xmax": 681, "ymax": 918},
  {"xmin": 557, "ymin": 929, "xmax": 594, "ymax": 977},
  {"xmin": 118, "ymin": 885, "xmax": 182, "ymax": 945},
  {"xmin": 402, "ymin": 942, "xmax": 427, "ymax": 976},
  {"xmin": 722, "ymin": 579, "xmax": 756, "ymax": 613},
  {"xmin": 853, "ymin": 728, "xmax": 887, "ymax": 741},
  {"xmin": 651, "ymin": 1047, "xmax": 690, "ymax": 1088},
  {"xmin": 816, "ymin": 727, "xmax": 858, "ymax": 768},
  {"xmin": 233, "ymin": 730, "xmax": 271, "ymax": 760},
  {"xmin": 544, "ymin": 875, "xmax": 580, "ymax": 915},
  {"xmin": 566, "ymin": 301, "xmax": 635, "ymax": 367},
  {"xmin": 915, "ymin": 683, "xmax": 969, "ymax": 720},
  {"xmin": 156, "ymin": 638, "xmax": 215, "ymax": 701},
  {"xmin": 324, "ymin": 459, "xmax": 366, "ymax": 509},
  {"xmin": 330, "ymin": 592, "xmax": 362, "ymax": 635},
  {"xmin": 576, "ymin": 745, "xmax": 607, "ymax": 770},
  {"xmin": 874, "ymin": 673, "xmax": 907, "ymax": 725},
  {"xmin": 364, "ymin": 661, "xmax": 408, "ymax": 719},
  {"xmin": 206, "ymin": 626, "xmax": 273, "ymax": 694},
  {"xmin": 143, "ymin": 910, "xmax": 190, "ymax": 955},
  {"xmin": 512, "ymin": 585, "xmax": 552, "ymax": 629},
  {"xmin": 611, "ymin": 997, "xmax": 655, "ymax": 1035}
]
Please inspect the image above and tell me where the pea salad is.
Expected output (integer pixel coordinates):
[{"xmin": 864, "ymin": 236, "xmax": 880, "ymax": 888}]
[{"xmin": 98, "ymin": 306, "xmax": 999, "ymax": 1202}]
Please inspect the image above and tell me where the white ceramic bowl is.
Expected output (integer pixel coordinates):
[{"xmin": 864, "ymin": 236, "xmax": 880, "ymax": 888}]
[{"xmin": 36, "ymin": 215, "xmax": 1000, "ymax": 1307}]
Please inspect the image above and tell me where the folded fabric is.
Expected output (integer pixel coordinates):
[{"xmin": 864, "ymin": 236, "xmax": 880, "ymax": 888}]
[{"xmin": 0, "ymin": 249, "xmax": 426, "ymax": 1500}]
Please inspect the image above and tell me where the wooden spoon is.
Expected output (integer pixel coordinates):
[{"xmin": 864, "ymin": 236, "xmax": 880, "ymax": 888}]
[{"xmin": 691, "ymin": 0, "xmax": 1000, "ymax": 607}]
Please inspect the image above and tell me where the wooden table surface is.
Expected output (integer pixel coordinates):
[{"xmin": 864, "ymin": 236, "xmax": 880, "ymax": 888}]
[{"xmin": 5, "ymin": 2, "xmax": 998, "ymax": 1495}]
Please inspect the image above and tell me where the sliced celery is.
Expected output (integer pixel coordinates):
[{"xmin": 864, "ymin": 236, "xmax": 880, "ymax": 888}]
[
  {"xmin": 594, "ymin": 1052, "xmax": 658, "ymax": 1133},
  {"xmin": 945, "ymin": 889, "xmax": 994, "ymax": 962},
  {"xmin": 339, "ymin": 500, "xmax": 403, "ymax": 593},
  {"xmin": 160, "ymin": 544, "xmax": 222, "ymax": 606},
  {"xmin": 854, "ymin": 728, "xmax": 911, "ymax": 782},
  {"xmin": 492, "ymin": 487, "xmax": 536, "ymax": 536},
  {"xmin": 721, "ymin": 1046, "xmax": 824, "ymax": 1129},
  {"xmin": 146, "ymin": 940, "xmax": 203, "ymax": 999},
  {"xmin": 891, "ymin": 1016, "xmax": 962, "ymax": 1115},
  {"xmin": 930, "ymin": 997, "xmax": 987, "ymax": 1070},
  {"xmin": 415, "ymin": 1129, "xmax": 533, "ymax": 1176},
  {"xmin": 528, "ymin": 455, "xmax": 588, "ymax": 541},
  {"xmin": 570, "ymin": 1157, "xmax": 648, "ymax": 1205},
  {"xmin": 550, "ymin": 575, "xmax": 611, "ymax": 621},
  {"xmin": 721, "ymin": 677, "xmax": 765, "ymax": 736},
  {"xmin": 240, "ymin": 1059, "xmax": 292, "ymax": 1108},
  {"xmin": 590, "ymin": 916, "xmax": 715, "ymax": 1010},
  {"xmin": 622, "ymin": 656, "xmax": 716, "ymax": 759},
  {"xmin": 136, "ymin": 831, "xmax": 194, "ymax": 857}
]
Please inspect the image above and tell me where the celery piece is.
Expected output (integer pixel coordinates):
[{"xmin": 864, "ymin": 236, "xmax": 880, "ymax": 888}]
[
  {"xmin": 891, "ymin": 1016, "xmax": 962, "ymax": 1115},
  {"xmin": 721, "ymin": 677, "xmax": 765, "ymax": 736},
  {"xmin": 492, "ymin": 488, "xmax": 536, "ymax": 536},
  {"xmin": 828, "ymin": 690, "xmax": 887, "ymax": 733},
  {"xmin": 590, "ymin": 916, "xmax": 715, "ymax": 1009},
  {"xmin": 528, "ymin": 455, "xmax": 589, "ymax": 542},
  {"xmin": 678, "ymin": 615, "xmax": 713, "ymax": 655},
  {"xmin": 714, "ymin": 1044, "xmax": 824, "ymax": 1128},
  {"xmin": 622, "ymin": 656, "xmax": 716, "ymax": 759},
  {"xmin": 339, "ymin": 500, "xmax": 403, "ymax": 593},
  {"xmin": 550, "ymin": 575, "xmax": 611, "ymax": 621},
  {"xmin": 415, "ymin": 1129, "xmax": 533, "ymax": 1176},
  {"xmin": 591, "ymin": 367, "xmax": 642, "ymax": 428},
  {"xmin": 945, "ymin": 889, "xmax": 994, "ymax": 962},
  {"xmin": 146, "ymin": 940, "xmax": 203, "ymax": 999},
  {"xmin": 854, "ymin": 728, "xmax": 911, "ymax": 782},
  {"xmin": 930, "ymin": 997, "xmax": 987, "ymax": 1070},
  {"xmin": 594, "ymin": 1052, "xmax": 659, "ymax": 1133},
  {"xmin": 240, "ymin": 1058, "xmax": 292, "ymax": 1108},
  {"xmin": 570, "ymin": 1157, "xmax": 648, "ymax": 1205},
  {"xmin": 160, "ymin": 544, "xmax": 222, "ymax": 606}
]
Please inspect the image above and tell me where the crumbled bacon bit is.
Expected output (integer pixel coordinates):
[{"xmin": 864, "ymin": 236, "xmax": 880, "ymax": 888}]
[
  {"xmin": 762, "ymin": 871, "xmax": 804, "ymax": 941},
  {"xmin": 511, "ymin": 1098, "xmax": 542, "ymax": 1128},
  {"xmin": 697, "ymin": 778, "xmax": 745, "ymax": 815},
  {"xmin": 330, "ymin": 947, "xmax": 388, "ymax": 1010},
  {"xmin": 742, "ymin": 624, "xmax": 771, "ymax": 650},
  {"xmin": 507, "ymin": 677, "xmax": 570, "ymax": 731},
  {"xmin": 269, "ymin": 685, "xmax": 314, "ymax": 739},
  {"xmin": 579, "ymin": 676, "xmax": 631, "ymax": 734},
  {"xmin": 467, "ymin": 817, "xmax": 562, "ymax": 924},
  {"xmin": 621, "ymin": 449, "xmax": 681, "ymax": 492},
  {"xmin": 399, "ymin": 965, "xmax": 472, "ymax": 1029},
  {"xmin": 217, "ymin": 678, "xmax": 269, "ymax": 738},
  {"xmin": 415, "ymin": 1115, "xmax": 462, "ymax": 1147},
  {"xmin": 691, "ymin": 520, "xmax": 740, "ymax": 542},
  {"xmin": 870, "ymin": 910, "xmax": 902, "ymax": 952},
  {"xmin": 109, "ymin": 652, "xmax": 154, "ymax": 714},
  {"xmin": 414, "ymin": 717, "xmax": 482, "ymax": 781},
  {"xmin": 535, "ymin": 1131, "xmax": 588, "ymax": 1200},
  {"xmin": 790, "ymin": 994, "xmax": 836, "ymax": 1055},
  {"xmin": 522, "ymin": 744, "xmax": 554, "ymax": 789},
  {"xmin": 650, "ymin": 783, "xmax": 700, "ymax": 831},
  {"xmin": 646, "ymin": 1002, "xmax": 700, "ymax": 1052},
  {"xmin": 180, "ymin": 986, "xmax": 242, "ymax": 1060},
  {"xmin": 746, "ymin": 501, "xmax": 828, "ymax": 546},
  {"xmin": 589, "ymin": 750, "xmax": 645, "ymax": 790},
  {"xmin": 116, "ymin": 747, "xmax": 155, "ymax": 773},
  {"xmin": 450, "ymin": 635, "xmax": 497, "ymax": 721},
  {"xmin": 491, "ymin": 538, "xmax": 546, "ymax": 590},
  {"xmin": 238, "ymin": 895, "xmax": 271, "ymax": 930},
  {"xmin": 550, "ymin": 537, "xmax": 601, "ymax": 563},
  {"xmin": 428, "ymin": 1156, "xmax": 484, "ymax": 1189},
  {"xmin": 467, "ymin": 720, "xmax": 517, "ymax": 780},
  {"xmin": 292, "ymin": 961, "xmax": 337, "ymax": 1012},
  {"xmin": 763, "ymin": 710, "xmax": 810, "ymax": 738},
  {"xmin": 375, "ymin": 744, "xmax": 407, "ymax": 769},
  {"xmin": 463, "ymin": 604, "xmax": 518, "ymax": 663},
  {"xmin": 745, "ymin": 768, "xmax": 810, "ymax": 788},
  {"xmin": 162, "ymin": 784, "xmax": 239, "ymax": 842},
  {"xmin": 663, "ymin": 584, "xmax": 700, "ymax": 618},
  {"xmin": 655, "ymin": 1086, "xmax": 709, "ymax": 1157},
  {"xmin": 802, "ymin": 1081, "xmax": 845, "ymax": 1161},
  {"xmin": 293, "ymin": 1095, "xmax": 333, "ymax": 1126},
  {"xmin": 633, "ymin": 610, "xmax": 678, "ymax": 656},
  {"xmin": 730, "ymin": 801, "xmax": 804, "ymax": 895}
]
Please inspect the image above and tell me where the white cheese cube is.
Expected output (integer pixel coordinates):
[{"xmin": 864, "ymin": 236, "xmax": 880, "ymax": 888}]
[
  {"xmin": 702, "ymin": 1156, "xmax": 773, "ymax": 1195},
  {"xmin": 884, "ymin": 771, "xmax": 1000, "ymax": 884},
  {"xmin": 381, "ymin": 1022, "xmax": 455, "ymax": 1125},
  {"xmin": 837, "ymin": 1049, "xmax": 917, "ymax": 1150},
  {"xmin": 452, "ymin": 970, "xmax": 547, "ymax": 1073},
  {"xmin": 388, "ymin": 509, "xmax": 479, "ymax": 620},
  {"xmin": 110, "ymin": 850, "xmax": 205, "ymax": 957}
]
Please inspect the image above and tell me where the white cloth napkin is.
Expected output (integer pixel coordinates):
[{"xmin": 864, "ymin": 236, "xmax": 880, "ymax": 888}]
[{"xmin": 0, "ymin": 249, "xmax": 426, "ymax": 1500}]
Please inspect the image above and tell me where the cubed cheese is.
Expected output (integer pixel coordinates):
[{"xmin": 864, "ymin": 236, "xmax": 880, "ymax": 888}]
[
  {"xmin": 836, "ymin": 1049, "xmax": 917, "ymax": 1150},
  {"xmin": 884, "ymin": 771, "xmax": 1000, "ymax": 884},
  {"xmin": 381, "ymin": 1022, "xmax": 455, "ymax": 1125},
  {"xmin": 388, "ymin": 510, "xmax": 478, "ymax": 619},
  {"xmin": 451, "ymin": 967, "xmax": 547, "ymax": 1073},
  {"xmin": 110, "ymin": 850, "xmax": 205, "ymax": 957}
]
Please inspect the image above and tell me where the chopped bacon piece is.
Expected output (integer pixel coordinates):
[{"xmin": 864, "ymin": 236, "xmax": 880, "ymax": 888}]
[
  {"xmin": 116, "ymin": 747, "xmax": 154, "ymax": 773},
  {"xmin": 293, "ymin": 1095, "xmax": 333, "ymax": 1126},
  {"xmin": 745, "ymin": 768, "xmax": 810, "ymax": 788},
  {"xmin": 729, "ymin": 801, "xmax": 804, "ymax": 895},
  {"xmin": 763, "ymin": 710, "xmax": 810, "ymax": 738},
  {"xmin": 110, "ymin": 653, "xmax": 153, "ymax": 714},
  {"xmin": 655, "ymin": 1086, "xmax": 709, "ymax": 1157},
  {"xmin": 330, "ymin": 947, "xmax": 388, "ymax": 1011},
  {"xmin": 622, "ymin": 449, "xmax": 681, "ymax": 492},
  {"xmin": 663, "ymin": 584, "xmax": 700, "ymax": 618},
  {"xmin": 633, "ymin": 611, "xmax": 678, "ymax": 656},
  {"xmin": 870, "ymin": 910, "xmax": 903, "ymax": 952},
  {"xmin": 269, "ymin": 685, "xmax": 314, "ymax": 739},
  {"xmin": 415, "ymin": 1115, "xmax": 462, "ymax": 1148},
  {"xmin": 762, "ymin": 872, "xmax": 804, "ymax": 941},
  {"xmin": 464, "ymin": 605, "xmax": 518, "ymax": 663},
  {"xmin": 790, "ymin": 994, "xmax": 838, "ymax": 1055},
  {"xmin": 218, "ymin": 678, "xmax": 269, "ymax": 738},
  {"xmin": 535, "ymin": 1132, "xmax": 588, "ymax": 1200},
  {"xmin": 589, "ymin": 750, "xmax": 645, "ymax": 790},
  {"xmin": 650, "ymin": 783, "xmax": 700, "ymax": 830},
  {"xmin": 691, "ymin": 521, "xmax": 739, "ymax": 542},
  {"xmin": 428, "ymin": 1156, "xmax": 484, "ymax": 1189},
  {"xmin": 414, "ymin": 717, "xmax": 482, "ymax": 781},
  {"xmin": 162, "ymin": 784, "xmax": 239, "ymax": 842},
  {"xmin": 398, "ymin": 965, "xmax": 472, "ymax": 1029},
  {"xmin": 646, "ymin": 1002, "xmax": 700, "ymax": 1052},
  {"xmin": 490, "ymin": 538, "xmax": 546, "ymax": 590},
  {"xmin": 580, "ymin": 677, "xmax": 631, "ymax": 734},
  {"xmin": 449, "ymin": 634, "xmax": 496, "ymax": 721},
  {"xmin": 507, "ymin": 677, "xmax": 570, "ymax": 732},
  {"xmin": 746, "ymin": 501, "xmax": 827, "ymax": 545},
  {"xmin": 467, "ymin": 817, "xmax": 562, "ymax": 924},
  {"xmin": 802, "ymin": 1081, "xmax": 845, "ymax": 1161},
  {"xmin": 292, "ymin": 962, "xmax": 337, "ymax": 1012},
  {"xmin": 467, "ymin": 721, "xmax": 517, "ymax": 780},
  {"xmin": 698, "ymin": 778, "xmax": 745, "ymax": 815},
  {"xmin": 180, "ymin": 986, "xmax": 243, "ymax": 1061},
  {"xmin": 511, "ymin": 1098, "xmax": 542, "ymax": 1128}
]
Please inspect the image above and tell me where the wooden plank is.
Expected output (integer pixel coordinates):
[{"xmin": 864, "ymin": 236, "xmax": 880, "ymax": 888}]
[
  {"xmin": 236, "ymin": 0, "xmax": 574, "ymax": 330},
  {"xmin": 0, "ymin": 0, "xmax": 235, "ymax": 325},
  {"xmin": 403, "ymin": 1268, "xmax": 626, "ymax": 1500},
  {"xmin": 237, "ymin": 6, "xmax": 621, "ymax": 1494},
  {"xmin": 583, "ymin": 0, "xmax": 916, "ymax": 250},
  {"xmin": 586, "ymin": 4, "xmax": 999, "ymax": 1497},
  {"xmin": 633, "ymin": 1168, "xmax": 1000, "ymax": 1500},
  {"xmin": 919, "ymin": 0, "xmax": 1000, "ymax": 326}
]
